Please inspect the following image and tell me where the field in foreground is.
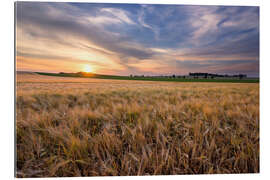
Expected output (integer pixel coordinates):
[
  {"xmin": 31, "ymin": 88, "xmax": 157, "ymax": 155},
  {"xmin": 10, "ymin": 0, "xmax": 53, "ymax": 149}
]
[{"xmin": 16, "ymin": 72, "xmax": 259, "ymax": 177}]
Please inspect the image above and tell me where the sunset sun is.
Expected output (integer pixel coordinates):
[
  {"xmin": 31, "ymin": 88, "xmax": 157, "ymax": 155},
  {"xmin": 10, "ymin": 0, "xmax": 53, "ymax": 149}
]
[{"xmin": 83, "ymin": 65, "xmax": 93, "ymax": 73}]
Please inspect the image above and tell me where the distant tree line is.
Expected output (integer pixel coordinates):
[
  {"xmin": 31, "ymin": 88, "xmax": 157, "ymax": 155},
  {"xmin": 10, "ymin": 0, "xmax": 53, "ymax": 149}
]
[
  {"xmin": 130, "ymin": 74, "xmax": 187, "ymax": 78},
  {"xmin": 189, "ymin": 72, "xmax": 247, "ymax": 79},
  {"xmin": 129, "ymin": 72, "xmax": 247, "ymax": 79}
]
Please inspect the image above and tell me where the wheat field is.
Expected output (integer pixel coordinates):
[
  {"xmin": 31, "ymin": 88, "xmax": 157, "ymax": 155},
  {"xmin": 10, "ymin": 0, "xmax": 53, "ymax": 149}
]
[{"xmin": 16, "ymin": 72, "xmax": 259, "ymax": 177}]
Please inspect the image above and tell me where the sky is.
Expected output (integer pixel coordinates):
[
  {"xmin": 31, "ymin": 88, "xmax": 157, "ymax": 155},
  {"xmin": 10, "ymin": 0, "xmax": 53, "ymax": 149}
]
[{"xmin": 16, "ymin": 2, "xmax": 259, "ymax": 77}]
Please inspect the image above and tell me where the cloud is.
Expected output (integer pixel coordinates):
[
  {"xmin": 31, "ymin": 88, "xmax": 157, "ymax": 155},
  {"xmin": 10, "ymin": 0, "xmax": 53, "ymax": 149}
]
[
  {"xmin": 16, "ymin": 2, "xmax": 153, "ymax": 62},
  {"xmin": 16, "ymin": 2, "xmax": 259, "ymax": 76},
  {"xmin": 137, "ymin": 5, "xmax": 160, "ymax": 40},
  {"xmin": 85, "ymin": 7, "xmax": 137, "ymax": 26},
  {"xmin": 86, "ymin": 16, "xmax": 123, "ymax": 25},
  {"xmin": 100, "ymin": 8, "xmax": 136, "ymax": 25}
]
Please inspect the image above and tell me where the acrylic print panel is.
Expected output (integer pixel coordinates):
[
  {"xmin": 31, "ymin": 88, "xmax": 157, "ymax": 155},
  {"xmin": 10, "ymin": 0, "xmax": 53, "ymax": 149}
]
[{"xmin": 15, "ymin": 1, "xmax": 259, "ymax": 177}]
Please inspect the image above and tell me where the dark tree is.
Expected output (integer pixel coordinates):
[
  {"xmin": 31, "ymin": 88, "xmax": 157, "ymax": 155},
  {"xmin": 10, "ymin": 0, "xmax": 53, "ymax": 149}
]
[{"xmin": 239, "ymin": 74, "xmax": 246, "ymax": 79}]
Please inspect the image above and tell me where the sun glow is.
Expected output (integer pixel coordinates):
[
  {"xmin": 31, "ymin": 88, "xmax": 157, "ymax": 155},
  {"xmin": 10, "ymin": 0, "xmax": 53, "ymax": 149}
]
[{"xmin": 83, "ymin": 65, "xmax": 93, "ymax": 73}]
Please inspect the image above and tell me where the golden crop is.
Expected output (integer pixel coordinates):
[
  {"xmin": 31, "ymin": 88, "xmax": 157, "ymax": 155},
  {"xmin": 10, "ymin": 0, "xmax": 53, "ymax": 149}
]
[{"xmin": 16, "ymin": 73, "xmax": 259, "ymax": 177}]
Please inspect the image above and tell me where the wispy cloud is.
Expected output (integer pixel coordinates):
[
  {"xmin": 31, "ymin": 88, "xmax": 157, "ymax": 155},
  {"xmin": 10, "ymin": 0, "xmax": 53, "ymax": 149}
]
[
  {"xmin": 101, "ymin": 8, "xmax": 136, "ymax": 24},
  {"xmin": 137, "ymin": 5, "xmax": 160, "ymax": 40}
]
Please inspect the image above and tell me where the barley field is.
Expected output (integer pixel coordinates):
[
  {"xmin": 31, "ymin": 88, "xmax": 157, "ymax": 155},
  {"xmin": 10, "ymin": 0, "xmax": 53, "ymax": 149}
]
[{"xmin": 16, "ymin": 72, "xmax": 259, "ymax": 177}]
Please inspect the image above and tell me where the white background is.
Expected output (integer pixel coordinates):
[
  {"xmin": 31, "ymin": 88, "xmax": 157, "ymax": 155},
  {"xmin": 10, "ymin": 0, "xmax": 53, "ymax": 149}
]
[{"xmin": 0, "ymin": 0, "xmax": 269, "ymax": 179}]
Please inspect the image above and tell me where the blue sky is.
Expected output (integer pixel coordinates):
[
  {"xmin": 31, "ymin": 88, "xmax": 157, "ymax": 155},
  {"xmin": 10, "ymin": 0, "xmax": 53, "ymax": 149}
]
[{"xmin": 16, "ymin": 2, "xmax": 259, "ymax": 77}]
